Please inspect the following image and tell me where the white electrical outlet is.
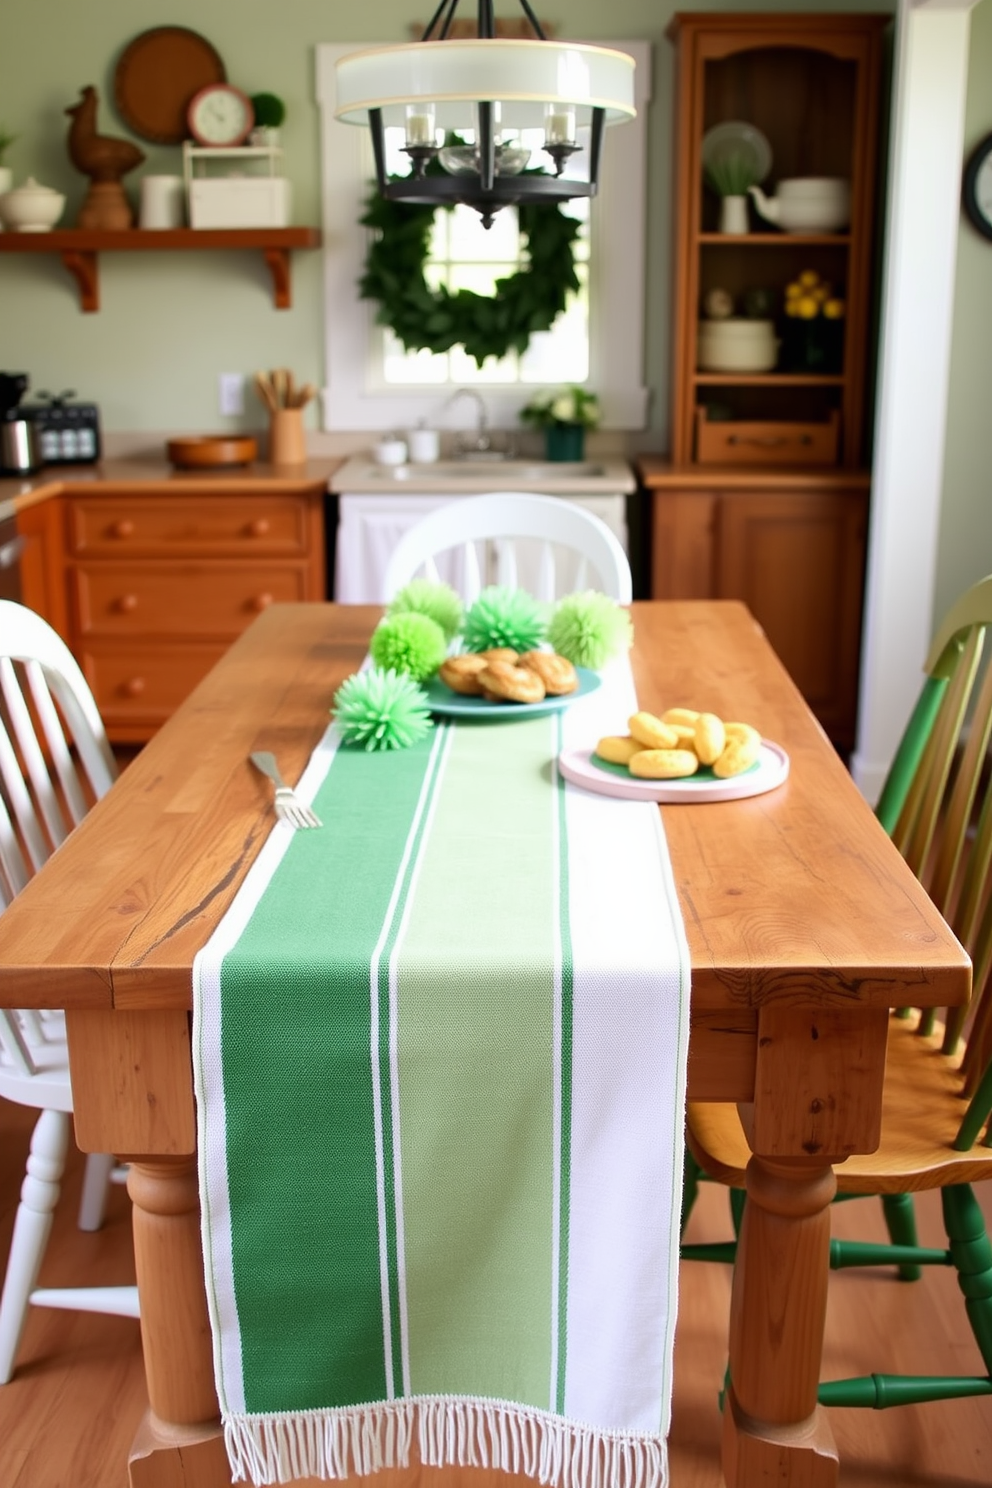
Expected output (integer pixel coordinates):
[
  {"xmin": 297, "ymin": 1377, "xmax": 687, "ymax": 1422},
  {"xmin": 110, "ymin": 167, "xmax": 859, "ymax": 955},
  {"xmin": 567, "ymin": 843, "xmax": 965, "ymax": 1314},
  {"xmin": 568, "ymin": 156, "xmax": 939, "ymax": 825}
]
[{"xmin": 219, "ymin": 373, "xmax": 245, "ymax": 417}]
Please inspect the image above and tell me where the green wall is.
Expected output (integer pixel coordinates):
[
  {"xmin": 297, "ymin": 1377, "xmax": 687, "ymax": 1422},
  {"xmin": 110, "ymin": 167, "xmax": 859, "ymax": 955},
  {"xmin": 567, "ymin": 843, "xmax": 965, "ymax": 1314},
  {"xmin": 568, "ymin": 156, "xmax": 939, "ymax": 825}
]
[
  {"xmin": 0, "ymin": 0, "xmax": 894, "ymax": 444},
  {"xmin": 936, "ymin": 0, "xmax": 992, "ymax": 623}
]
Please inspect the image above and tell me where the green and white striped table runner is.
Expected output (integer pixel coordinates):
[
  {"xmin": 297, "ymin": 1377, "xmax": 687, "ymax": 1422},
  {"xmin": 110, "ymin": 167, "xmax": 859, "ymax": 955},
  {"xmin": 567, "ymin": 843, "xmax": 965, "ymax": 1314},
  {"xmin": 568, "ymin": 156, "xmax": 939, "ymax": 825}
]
[{"xmin": 192, "ymin": 658, "xmax": 691, "ymax": 1488}]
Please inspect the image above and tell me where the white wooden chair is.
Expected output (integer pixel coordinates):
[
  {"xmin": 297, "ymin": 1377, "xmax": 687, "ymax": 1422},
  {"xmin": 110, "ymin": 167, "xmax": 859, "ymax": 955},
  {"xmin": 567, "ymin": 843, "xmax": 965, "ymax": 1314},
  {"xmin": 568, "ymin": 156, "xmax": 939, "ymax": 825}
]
[
  {"xmin": 382, "ymin": 492, "xmax": 634, "ymax": 605},
  {"xmin": 0, "ymin": 600, "xmax": 139, "ymax": 1384}
]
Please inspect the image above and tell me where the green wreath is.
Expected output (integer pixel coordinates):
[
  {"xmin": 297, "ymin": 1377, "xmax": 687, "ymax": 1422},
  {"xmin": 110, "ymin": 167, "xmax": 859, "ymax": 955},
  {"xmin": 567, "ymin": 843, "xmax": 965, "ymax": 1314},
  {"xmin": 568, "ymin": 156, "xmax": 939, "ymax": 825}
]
[{"xmin": 359, "ymin": 175, "xmax": 582, "ymax": 368}]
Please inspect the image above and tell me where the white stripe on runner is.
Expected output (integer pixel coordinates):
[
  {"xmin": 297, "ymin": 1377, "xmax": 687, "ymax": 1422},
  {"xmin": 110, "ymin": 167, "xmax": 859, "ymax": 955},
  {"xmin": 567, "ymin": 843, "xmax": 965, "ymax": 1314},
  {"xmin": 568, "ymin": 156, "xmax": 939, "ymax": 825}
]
[
  {"xmin": 192, "ymin": 723, "xmax": 342, "ymax": 1415},
  {"xmin": 558, "ymin": 661, "xmax": 690, "ymax": 1439},
  {"xmin": 368, "ymin": 723, "xmax": 452, "ymax": 1400},
  {"xmin": 386, "ymin": 723, "xmax": 458, "ymax": 1397}
]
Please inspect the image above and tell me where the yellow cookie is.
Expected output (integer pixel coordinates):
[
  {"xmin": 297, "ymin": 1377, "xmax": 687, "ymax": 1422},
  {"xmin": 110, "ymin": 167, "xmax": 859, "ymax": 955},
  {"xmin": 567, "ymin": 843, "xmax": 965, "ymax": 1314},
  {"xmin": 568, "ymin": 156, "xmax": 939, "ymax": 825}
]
[
  {"xmin": 660, "ymin": 707, "xmax": 700, "ymax": 728},
  {"xmin": 629, "ymin": 748, "xmax": 699, "ymax": 780},
  {"xmin": 724, "ymin": 721, "xmax": 761, "ymax": 748},
  {"xmin": 629, "ymin": 712, "xmax": 680, "ymax": 750},
  {"xmin": 694, "ymin": 712, "xmax": 726, "ymax": 766},
  {"xmin": 713, "ymin": 731, "xmax": 762, "ymax": 778},
  {"xmin": 595, "ymin": 735, "xmax": 645, "ymax": 766}
]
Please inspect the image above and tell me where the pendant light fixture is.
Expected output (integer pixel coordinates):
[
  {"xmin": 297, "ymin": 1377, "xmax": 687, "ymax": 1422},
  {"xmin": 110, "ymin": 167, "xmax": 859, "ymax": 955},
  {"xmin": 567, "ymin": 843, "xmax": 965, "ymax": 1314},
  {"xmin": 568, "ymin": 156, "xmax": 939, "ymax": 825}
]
[{"xmin": 334, "ymin": 0, "xmax": 636, "ymax": 228}]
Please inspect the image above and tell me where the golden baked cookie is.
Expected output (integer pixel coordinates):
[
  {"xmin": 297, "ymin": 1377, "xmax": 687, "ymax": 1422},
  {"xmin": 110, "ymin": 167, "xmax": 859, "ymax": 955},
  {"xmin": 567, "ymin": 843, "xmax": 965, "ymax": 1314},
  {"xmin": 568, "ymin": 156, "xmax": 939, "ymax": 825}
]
[
  {"xmin": 477, "ymin": 659, "xmax": 546, "ymax": 704},
  {"xmin": 518, "ymin": 651, "xmax": 579, "ymax": 695},
  {"xmin": 479, "ymin": 648, "xmax": 519, "ymax": 664},
  {"xmin": 439, "ymin": 654, "xmax": 488, "ymax": 696},
  {"xmin": 595, "ymin": 735, "xmax": 645, "ymax": 765},
  {"xmin": 629, "ymin": 712, "xmax": 680, "ymax": 750},
  {"xmin": 629, "ymin": 748, "xmax": 699, "ymax": 780}
]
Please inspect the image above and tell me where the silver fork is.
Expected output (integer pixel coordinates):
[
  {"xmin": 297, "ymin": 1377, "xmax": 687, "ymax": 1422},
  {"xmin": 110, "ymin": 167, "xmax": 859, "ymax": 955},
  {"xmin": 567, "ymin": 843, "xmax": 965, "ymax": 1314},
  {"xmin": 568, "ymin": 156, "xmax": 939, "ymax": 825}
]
[{"xmin": 249, "ymin": 752, "xmax": 322, "ymax": 830}]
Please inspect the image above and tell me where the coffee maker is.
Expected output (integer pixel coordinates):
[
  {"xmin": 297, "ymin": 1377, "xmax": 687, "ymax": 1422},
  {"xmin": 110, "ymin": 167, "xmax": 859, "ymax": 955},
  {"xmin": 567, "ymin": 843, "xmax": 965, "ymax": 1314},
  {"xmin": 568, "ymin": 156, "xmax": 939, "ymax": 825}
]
[{"xmin": 0, "ymin": 374, "xmax": 42, "ymax": 475}]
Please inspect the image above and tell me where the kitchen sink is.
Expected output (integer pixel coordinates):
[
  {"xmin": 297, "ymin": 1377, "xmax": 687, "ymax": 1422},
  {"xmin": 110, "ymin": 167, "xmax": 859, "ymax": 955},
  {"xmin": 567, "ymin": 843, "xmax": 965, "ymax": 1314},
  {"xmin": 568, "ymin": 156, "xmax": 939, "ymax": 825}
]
[
  {"xmin": 388, "ymin": 460, "xmax": 608, "ymax": 481},
  {"xmin": 331, "ymin": 455, "xmax": 636, "ymax": 495}
]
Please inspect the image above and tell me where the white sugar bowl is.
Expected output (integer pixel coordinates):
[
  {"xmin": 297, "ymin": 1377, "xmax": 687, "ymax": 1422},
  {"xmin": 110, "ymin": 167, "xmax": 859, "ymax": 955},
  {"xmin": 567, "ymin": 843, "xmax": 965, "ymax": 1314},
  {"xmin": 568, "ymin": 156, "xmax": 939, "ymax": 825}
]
[{"xmin": 0, "ymin": 177, "xmax": 66, "ymax": 232}]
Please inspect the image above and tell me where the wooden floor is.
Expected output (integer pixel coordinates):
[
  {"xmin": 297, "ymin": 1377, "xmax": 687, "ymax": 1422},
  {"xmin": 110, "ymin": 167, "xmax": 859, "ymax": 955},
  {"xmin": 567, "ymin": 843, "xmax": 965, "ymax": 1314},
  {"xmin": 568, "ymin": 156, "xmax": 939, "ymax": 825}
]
[{"xmin": 2, "ymin": 1094, "xmax": 992, "ymax": 1487}]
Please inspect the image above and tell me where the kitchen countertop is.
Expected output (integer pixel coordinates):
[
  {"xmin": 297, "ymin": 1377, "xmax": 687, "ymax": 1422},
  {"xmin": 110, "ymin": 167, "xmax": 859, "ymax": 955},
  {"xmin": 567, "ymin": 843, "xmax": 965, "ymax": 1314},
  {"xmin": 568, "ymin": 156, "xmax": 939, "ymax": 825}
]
[
  {"xmin": 0, "ymin": 455, "xmax": 347, "ymax": 523},
  {"xmin": 331, "ymin": 454, "xmax": 636, "ymax": 495}
]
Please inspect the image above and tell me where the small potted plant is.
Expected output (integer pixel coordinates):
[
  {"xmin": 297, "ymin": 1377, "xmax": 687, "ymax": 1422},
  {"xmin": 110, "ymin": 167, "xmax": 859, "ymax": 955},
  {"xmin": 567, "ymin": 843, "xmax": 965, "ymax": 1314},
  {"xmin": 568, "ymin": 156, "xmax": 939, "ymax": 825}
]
[
  {"xmin": 249, "ymin": 93, "xmax": 286, "ymax": 148},
  {"xmin": 520, "ymin": 385, "xmax": 600, "ymax": 462}
]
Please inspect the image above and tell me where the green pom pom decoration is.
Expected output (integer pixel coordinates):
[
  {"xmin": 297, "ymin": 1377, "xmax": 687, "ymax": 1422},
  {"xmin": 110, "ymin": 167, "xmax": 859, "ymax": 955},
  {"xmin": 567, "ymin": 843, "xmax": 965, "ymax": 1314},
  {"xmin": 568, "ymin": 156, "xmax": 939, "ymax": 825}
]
[
  {"xmin": 387, "ymin": 579, "xmax": 463, "ymax": 642},
  {"xmin": 369, "ymin": 612, "xmax": 447, "ymax": 681},
  {"xmin": 546, "ymin": 591, "xmax": 633, "ymax": 669},
  {"xmin": 332, "ymin": 668, "xmax": 433, "ymax": 752},
  {"xmin": 462, "ymin": 586, "xmax": 547, "ymax": 654}
]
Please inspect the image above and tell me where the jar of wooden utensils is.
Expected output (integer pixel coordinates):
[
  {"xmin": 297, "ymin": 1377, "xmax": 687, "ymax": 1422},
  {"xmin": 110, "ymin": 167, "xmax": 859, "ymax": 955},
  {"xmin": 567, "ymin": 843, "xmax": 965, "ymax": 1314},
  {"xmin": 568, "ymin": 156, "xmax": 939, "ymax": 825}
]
[{"xmin": 254, "ymin": 368, "xmax": 318, "ymax": 465}]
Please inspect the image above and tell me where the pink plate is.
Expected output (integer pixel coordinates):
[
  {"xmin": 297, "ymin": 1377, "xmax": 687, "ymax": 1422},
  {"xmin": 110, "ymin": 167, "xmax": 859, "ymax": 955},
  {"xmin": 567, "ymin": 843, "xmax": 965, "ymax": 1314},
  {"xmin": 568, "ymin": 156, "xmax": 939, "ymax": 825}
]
[{"xmin": 557, "ymin": 740, "xmax": 790, "ymax": 803}]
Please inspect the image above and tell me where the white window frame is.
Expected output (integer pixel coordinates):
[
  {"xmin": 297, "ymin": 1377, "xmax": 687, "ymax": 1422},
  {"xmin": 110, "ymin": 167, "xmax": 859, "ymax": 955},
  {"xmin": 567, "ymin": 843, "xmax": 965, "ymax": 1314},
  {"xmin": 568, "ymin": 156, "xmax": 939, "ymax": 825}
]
[{"xmin": 314, "ymin": 40, "xmax": 651, "ymax": 432}]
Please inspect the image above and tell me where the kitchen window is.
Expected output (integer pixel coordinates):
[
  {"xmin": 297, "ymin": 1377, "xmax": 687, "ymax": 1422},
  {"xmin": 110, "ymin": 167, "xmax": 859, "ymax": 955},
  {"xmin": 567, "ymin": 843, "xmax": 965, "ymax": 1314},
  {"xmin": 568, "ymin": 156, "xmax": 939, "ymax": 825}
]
[
  {"xmin": 315, "ymin": 41, "xmax": 650, "ymax": 433},
  {"xmin": 378, "ymin": 124, "xmax": 590, "ymax": 389}
]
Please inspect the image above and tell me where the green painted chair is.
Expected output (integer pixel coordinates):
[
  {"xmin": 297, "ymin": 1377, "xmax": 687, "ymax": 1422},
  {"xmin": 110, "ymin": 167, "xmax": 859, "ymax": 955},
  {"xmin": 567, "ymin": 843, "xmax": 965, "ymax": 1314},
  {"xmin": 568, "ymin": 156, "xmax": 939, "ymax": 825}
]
[{"xmin": 683, "ymin": 573, "xmax": 992, "ymax": 1408}]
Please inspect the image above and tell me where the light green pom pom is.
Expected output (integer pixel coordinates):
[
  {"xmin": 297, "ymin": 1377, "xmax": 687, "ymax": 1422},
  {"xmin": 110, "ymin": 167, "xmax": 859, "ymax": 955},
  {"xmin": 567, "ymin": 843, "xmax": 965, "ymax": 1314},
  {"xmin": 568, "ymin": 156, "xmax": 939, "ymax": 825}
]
[
  {"xmin": 332, "ymin": 668, "xmax": 433, "ymax": 752},
  {"xmin": 369, "ymin": 612, "xmax": 447, "ymax": 682},
  {"xmin": 546, "ymin": 591, "xmax": 633, "ymax": 669},
  {"xmin": 387, "ymin": 579, "xmax": 463, "ymax": 642},
  {"xmin": 462, "ymin": 586, "xmax": 547, "ymax": 654}
]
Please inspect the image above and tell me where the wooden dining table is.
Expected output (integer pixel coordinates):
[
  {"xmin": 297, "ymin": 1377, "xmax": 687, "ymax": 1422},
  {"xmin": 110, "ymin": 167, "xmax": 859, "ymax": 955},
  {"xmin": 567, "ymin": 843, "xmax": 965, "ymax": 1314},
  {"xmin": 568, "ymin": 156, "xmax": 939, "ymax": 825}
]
[{"xmin": 0, "ymin": 600, "xmax": 970, "ymax": 1488}]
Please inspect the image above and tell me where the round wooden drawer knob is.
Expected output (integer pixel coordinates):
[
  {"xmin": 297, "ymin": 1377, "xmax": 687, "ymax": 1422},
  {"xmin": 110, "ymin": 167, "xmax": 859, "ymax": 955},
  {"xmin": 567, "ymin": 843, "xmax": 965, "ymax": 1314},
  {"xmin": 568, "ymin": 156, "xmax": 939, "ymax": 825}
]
[
  {"xmin": 110, "ymin": 520, "xmax": 135, "ymax": 539},
  {"xmin": 116, "ymin": 594, "xmax": 138, "ymax": 612},
  {"xmin": 123, "ymin": 677, "xmax": 145, "ymax": 697},
  {"xmin": 245, "ymin": 519, "xmax": 271, "ymax": 537},
  {"xmin": 249, "ymin": 593, "xmax": 274, "ymax": 612}
]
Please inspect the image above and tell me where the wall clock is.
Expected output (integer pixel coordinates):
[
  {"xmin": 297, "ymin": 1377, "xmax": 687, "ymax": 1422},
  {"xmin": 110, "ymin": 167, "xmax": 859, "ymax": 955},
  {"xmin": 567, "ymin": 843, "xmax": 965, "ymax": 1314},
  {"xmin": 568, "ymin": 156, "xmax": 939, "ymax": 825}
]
[
  {"xmin": 187, "ymin": 84, "xmax": 254, "ymax": 147},
  {"xmin": 963, "ymin": 131, "xmax": 992, "ymax": 242},
  {"xmin": 113, "ymin": 26, "xmax": 226, "ymax": 145}
]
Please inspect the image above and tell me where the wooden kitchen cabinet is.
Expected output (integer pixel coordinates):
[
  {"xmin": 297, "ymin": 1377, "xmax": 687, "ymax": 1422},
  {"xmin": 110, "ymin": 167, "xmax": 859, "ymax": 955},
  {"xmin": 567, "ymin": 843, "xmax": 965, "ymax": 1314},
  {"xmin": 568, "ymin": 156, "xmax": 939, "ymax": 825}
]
[
  {"xmin": 63, "ymin": 482, "xmax": 326, "ymax": 742},
  {"xmin": 649, "ymin": 12, "xmax": 887, "ymax": 752},
  {"xmin": 643, "ymin": 463, "xmax": 869, "ymax": 752}
]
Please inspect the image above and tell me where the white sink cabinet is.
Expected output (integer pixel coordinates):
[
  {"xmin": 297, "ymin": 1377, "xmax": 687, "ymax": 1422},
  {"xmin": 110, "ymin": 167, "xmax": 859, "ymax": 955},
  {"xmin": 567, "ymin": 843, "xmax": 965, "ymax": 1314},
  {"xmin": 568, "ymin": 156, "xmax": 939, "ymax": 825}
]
[{"xmin": 330, "ymin": 458, "xmax": 635, "ymax": 605}]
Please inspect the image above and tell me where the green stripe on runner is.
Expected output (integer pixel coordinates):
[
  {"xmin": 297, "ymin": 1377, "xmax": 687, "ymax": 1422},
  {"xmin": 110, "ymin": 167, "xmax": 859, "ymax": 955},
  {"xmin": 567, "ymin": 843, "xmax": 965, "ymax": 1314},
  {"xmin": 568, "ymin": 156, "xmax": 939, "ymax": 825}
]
[
  {"xmin": 394, "ymin": 716, "xmax": 559, "ymax": 1407},
  {"xmin": 374, "ymin": 724, "xmax": 453, "ymax": 1396},
  {"xmin": 217, "ymin": 736, "xmax": 437, "ymax": 1413}
]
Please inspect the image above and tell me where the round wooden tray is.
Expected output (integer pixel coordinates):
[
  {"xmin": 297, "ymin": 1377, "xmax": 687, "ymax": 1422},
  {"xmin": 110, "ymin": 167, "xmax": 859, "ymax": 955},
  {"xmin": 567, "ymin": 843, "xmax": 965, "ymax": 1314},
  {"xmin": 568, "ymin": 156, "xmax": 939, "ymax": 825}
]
[
  {"xmin": 114, "ymin": 27, "xmax": 226, "ymax": 145},
  {"xmin": 166, "ymin": 435, "xmax": 257, "ymax": 469}
]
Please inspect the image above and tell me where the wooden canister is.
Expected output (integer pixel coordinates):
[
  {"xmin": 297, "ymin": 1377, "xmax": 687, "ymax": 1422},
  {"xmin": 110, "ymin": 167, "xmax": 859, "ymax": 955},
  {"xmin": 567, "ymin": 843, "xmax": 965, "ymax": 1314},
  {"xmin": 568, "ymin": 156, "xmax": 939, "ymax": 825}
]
[{"xmin": 268, "ymin": 408, "xmax": 306, "ymax": 465}]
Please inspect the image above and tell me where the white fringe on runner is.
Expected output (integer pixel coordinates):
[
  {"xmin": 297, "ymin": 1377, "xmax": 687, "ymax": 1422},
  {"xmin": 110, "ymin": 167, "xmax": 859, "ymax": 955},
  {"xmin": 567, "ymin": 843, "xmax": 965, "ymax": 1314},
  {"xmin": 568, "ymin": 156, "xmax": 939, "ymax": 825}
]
[{"xmin": 223, "ymin": 1398, "xmax": 668, "ymax": 1488}]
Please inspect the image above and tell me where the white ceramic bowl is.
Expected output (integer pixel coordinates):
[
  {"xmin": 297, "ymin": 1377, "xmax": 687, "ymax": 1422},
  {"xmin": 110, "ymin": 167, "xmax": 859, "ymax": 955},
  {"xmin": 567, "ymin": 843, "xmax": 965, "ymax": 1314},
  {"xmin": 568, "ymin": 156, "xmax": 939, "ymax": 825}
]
[
  {"xmin": 0, "ymin": 177, "xmax": 66, "ymax": 232},
  {"xmin": 697, "ymin": 318, "xmax": 779, "ymax": 372}
]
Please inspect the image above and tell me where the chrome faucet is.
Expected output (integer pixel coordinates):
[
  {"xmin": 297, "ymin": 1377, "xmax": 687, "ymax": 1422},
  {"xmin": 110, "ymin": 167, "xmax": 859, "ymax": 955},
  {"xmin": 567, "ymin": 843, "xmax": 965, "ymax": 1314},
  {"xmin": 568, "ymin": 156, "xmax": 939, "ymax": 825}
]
[{"xmin": 444, "ymin": 388, "xmax": 493, "ymax": 457}]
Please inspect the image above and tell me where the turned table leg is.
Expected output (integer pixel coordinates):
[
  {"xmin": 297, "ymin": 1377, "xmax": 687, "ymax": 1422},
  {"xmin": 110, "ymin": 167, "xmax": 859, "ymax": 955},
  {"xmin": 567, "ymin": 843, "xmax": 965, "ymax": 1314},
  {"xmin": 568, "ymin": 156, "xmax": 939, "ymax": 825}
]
[
  {"xmin": 722, "ymin": 1154, "xmax": 839, "ymax": 1486},
  {"xmin": 65, "ymin": 1008, "xmax": 231, "ymax": 1487},
  {"xmin": 720, "ymin": 1001, "xmax": 889, "ymax": 1486}
]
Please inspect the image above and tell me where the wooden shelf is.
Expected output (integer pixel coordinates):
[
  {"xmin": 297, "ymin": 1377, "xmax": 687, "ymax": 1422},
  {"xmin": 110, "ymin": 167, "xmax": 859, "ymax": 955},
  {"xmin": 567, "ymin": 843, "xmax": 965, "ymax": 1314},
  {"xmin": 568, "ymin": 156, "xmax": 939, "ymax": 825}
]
[
  {"xmin": 694, "ymin": 372, "xmax": 846, "ymax": 387},
  {"xmin": 0, "ymin": 227, "xmax": 322, "ymax": 312},
  {"xmin": 698, "ymin": 232, "xmax": 852, "ymax": 246}
]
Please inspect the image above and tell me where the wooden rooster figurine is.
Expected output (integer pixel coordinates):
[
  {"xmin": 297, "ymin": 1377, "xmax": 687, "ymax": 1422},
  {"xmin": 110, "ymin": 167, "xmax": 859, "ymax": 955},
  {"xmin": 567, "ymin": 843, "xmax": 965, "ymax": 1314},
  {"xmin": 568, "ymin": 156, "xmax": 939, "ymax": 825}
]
[{"xmin": 66, "ymin": 85, "xmax": 145, "ymax": 229}]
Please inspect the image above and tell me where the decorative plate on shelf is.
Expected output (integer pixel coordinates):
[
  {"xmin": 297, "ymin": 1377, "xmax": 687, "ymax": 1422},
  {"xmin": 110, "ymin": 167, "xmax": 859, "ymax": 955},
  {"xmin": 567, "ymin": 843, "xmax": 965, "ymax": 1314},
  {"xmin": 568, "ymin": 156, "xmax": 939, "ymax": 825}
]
[
  {"xmin": 423, "ymin": 667, "xmax": 601, "ymax": 720},
  {"xmin": 558, "ymin": 740, "xmax": 790, "ymax": 803},
  {"xmin": 113, "ymin": 26, "xmax": 227, "ymax": 145},
  {"xmin": 701, "ymin": 121, "xmax": 773, "ymax": 191}
]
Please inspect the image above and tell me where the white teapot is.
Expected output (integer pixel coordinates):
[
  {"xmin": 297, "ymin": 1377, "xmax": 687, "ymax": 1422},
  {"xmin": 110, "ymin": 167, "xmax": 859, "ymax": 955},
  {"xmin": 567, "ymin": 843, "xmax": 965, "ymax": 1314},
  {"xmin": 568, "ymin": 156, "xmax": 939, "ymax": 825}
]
[{"xmin": 748, "ymin": 177, "xmax": 850, "ymax": 233}]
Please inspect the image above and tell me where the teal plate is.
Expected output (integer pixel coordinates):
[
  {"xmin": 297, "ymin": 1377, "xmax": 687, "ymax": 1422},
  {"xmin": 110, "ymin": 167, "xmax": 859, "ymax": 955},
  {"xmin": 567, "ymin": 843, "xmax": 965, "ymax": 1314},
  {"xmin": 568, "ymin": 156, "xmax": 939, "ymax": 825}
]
[{"xmin": 424, "ymin": 666, "xmax": 601, "ymax": 720}]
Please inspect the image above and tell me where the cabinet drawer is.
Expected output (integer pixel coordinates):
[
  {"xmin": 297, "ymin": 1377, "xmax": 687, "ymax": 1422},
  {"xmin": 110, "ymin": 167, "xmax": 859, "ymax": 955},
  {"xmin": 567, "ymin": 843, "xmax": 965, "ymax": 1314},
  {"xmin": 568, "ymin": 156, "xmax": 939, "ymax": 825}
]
[
  {"xmin": 73, "ymin": 563, "xmax": 309, "ymax": 636},
  {"xmin": 79, "ymin": 640, "xmax": 230, "ymax": 740},
  {"xmin": 68, "ymin": 495, "xmax": 312, "ymax": 557},
  {"xmin": 695, "ymin": 410, "xmax": 841, "ymax": 467}
]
